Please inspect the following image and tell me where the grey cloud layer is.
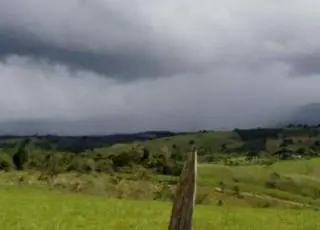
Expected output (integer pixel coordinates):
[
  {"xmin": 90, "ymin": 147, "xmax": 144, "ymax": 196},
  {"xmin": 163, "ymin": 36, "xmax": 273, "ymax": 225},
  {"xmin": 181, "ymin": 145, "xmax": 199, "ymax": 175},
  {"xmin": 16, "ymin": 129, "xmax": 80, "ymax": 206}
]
[
  {"xmin": 1, "ymin": 0, "xmax": 320, "ymax": 134},
  {"xmin": 0, "ymin": 0, "xmax": 193, "ymax": 80},
  {"xmin": 2, "ymin": 0, "xmax": 320, "ymax": 78}
]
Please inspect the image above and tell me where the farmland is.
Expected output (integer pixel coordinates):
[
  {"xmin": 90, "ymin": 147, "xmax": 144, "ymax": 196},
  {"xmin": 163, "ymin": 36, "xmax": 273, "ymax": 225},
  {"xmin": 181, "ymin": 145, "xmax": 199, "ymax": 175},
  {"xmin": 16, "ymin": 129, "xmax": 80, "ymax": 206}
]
[{"xmin": 1, "ymin": 126, "xmax": 320, "ymax": 228}]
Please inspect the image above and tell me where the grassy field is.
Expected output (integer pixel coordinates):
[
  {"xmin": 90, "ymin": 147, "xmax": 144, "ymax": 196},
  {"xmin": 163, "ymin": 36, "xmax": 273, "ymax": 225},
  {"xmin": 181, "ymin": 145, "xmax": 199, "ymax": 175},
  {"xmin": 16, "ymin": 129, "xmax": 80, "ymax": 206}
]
[
  {"xmin": 2, "ymin": 129, "xmax": 320, "ymax": 229},
  {"xmin": 155, "ymin": 158, "xmax": 320, "ymax": 208},
  {"xmin": 0, "ymin": 153, "xmax": 319, "ymax": 228},
  {"xmin": 0, "ymin": 187, "xmax": 319, "ymax": 230},
  {"xmin": 1, "ymin": 158, "xmax": 320, "ymax": 209}
]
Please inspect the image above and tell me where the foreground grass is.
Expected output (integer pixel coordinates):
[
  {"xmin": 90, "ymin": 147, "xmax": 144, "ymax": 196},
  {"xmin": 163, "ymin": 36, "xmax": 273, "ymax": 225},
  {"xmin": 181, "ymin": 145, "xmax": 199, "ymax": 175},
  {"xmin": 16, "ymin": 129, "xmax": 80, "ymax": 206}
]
[{"xmin": 0, "ymin": 187, "xmax": 319, "ymax": 230}]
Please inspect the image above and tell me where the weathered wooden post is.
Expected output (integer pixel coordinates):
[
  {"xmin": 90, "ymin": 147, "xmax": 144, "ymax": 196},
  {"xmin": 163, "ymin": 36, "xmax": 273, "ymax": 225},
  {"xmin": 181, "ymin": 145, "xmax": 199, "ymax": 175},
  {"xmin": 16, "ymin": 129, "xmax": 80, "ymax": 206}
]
[{"xmin": 168, "ymin": 146, "xmax": 198, "ymax": 230}]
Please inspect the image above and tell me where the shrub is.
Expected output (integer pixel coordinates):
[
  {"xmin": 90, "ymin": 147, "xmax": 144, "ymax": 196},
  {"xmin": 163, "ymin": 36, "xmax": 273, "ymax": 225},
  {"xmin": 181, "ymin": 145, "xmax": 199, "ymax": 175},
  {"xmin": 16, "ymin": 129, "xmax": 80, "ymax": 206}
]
[
  {"xmin": 280, "ymin": 139, "xmax": 294, "ymax": 148},
  {"xmin": 12, "ymin": 139, "xmax": 31, "ymax": 170},
  {"xmin": 154, "ymin": 183, "xmax": 173, "ymax": 201},
  {"xmin": 95, "ymin": 159, "xmax": 114, "ymax": 173},
  {"xmin": 0, "ymin": 154, "xmax": 13, "ymax": 171},
  {"xmin": 265, "ymin": 172, "xmax": 280, "ymax": 189},
  {"xmin": 111, "ymin": 150, "xmax": 141, "ymax": 169},
  {"xmin": 233, "ymin": 185, "xmax": 240, "ymax": 196},
  {"xmin": 67, "ymin": 157, "xmax": 96, "ymax": 173}
]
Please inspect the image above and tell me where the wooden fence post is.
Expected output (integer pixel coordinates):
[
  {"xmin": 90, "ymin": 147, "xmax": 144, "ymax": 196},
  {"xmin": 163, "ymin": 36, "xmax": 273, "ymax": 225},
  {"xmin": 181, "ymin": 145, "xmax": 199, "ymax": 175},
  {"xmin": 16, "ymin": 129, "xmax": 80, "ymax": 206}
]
[{"xmin": 168, "ymin": 147, "xmax": 198, "ymax": 230}]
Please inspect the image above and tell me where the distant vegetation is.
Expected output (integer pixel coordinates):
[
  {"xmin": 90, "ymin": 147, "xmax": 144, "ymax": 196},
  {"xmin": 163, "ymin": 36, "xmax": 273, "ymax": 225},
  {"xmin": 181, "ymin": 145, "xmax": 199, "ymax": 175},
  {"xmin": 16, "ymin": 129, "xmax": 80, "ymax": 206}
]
[
  {"xmin": 2, "ymin": 125, "xmax": 320, "ymax": 175},
  {"xmin": 1, "ymin": 125, "xmax": 320, "ymax": 209}
]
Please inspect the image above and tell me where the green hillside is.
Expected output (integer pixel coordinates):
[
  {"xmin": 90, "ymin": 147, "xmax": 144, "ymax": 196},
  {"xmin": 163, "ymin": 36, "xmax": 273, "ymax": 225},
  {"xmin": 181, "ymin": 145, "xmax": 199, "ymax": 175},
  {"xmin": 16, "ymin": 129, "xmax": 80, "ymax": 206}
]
[
  {"xmin": 0, "ymin": 127, "xmax": 320, "ymax": 228},
  {"xmin": 0, "ymin": 128, "xmax": 320, "ymax": 210}
]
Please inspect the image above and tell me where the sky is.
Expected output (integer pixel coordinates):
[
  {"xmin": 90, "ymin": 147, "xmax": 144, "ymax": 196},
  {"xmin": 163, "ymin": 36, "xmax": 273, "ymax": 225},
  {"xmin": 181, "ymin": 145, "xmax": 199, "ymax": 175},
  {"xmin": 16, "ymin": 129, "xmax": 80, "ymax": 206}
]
[{"xmin": 1, "ymin": 0, "xmax": 320, "ymax": 135}]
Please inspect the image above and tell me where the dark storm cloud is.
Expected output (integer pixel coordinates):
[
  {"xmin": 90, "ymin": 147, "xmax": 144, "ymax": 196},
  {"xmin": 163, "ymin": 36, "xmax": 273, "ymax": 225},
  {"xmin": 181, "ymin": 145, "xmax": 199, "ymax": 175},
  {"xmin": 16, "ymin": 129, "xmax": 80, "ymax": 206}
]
[
  {"xmin": 0, "ymin": 29, "xmax": 189, "ymax": 81},
  {"xmin": 1, "ymin": 0, "xmax": 320, "ymax": 134},
  {"xmin": 1, "ymin": 0, "xmax": 319, "ymax": 80}
]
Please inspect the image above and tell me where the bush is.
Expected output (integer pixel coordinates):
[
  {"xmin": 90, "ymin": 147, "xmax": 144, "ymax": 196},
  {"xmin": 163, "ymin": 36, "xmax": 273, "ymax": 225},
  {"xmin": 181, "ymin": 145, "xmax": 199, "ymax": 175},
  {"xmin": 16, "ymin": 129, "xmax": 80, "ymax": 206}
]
[
  {"xmin": 0, "ymin": 154, "xmax": 13, "ymax": 171},
  {"xmin": 162, "ymin": 161, "xmax": 183, "ymax": 176},
  {"xmin": 111, "ymin": 150, "xmax": 141, "ymax": 169},
  {"xmin": 233, "ymin": 185, "xmax": 240, "ymax": 196},
  {"xmin": 280, "ymin": 139, "xmax": 294, "ymax": 148},
  {"xmin": 95, "ymin": 159, "xmax": 114, "ymax": 173},
  {"xmin": 154, "ymin": 183, "xmax": 173, "ymax": 201},
  {"xmin": 147, "ymin": 154, "xmax": 183, "ymax": 176},
  {"xmin": 67, "ymin": 157, "xmax": 96, "ymax": 173},
  {"xmin": 12, "ymin": 139, "xmax": 31, "ymax": 170},
  {"xmin": 265, "ymin": 172, "xmax": 280, "ymax": 189}
]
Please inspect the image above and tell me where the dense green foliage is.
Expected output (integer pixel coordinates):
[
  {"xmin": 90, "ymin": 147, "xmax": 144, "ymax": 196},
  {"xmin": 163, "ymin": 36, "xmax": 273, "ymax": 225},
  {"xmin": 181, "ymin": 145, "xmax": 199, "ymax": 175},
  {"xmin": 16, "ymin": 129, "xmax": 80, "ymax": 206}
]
[{"xmin": 2, "ymin": 126, "xmax": 320, "ymax": 177}]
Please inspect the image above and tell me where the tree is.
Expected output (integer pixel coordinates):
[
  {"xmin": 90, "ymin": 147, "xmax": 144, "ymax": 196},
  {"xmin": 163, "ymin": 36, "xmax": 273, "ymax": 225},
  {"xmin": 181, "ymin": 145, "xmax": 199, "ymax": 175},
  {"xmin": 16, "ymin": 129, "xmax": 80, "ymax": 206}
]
[
  {"xmin": 280, "ymin": 139, "xmax": 294, "ymax": 148},
  {"xmin": 188, "ymin": 140, "xmax": 195, "ymax": 146},
  {"xmin": 12, "ymin": 139, "xmax": 31, "ymax": 170},
  {"xmin": 220, "ymin": 143, "xmax": 227, "ymax": 152},
  {"xmin": 140, "ymin": 147, "xmax": 150, "ymax": 163}
]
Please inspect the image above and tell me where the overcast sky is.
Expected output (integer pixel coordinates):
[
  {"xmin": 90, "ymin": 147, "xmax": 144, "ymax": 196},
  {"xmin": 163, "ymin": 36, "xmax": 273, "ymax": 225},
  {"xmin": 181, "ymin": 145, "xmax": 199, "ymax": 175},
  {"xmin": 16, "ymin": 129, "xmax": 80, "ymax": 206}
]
[{"xmin": 1, "ymin": 0, "xmax": 320, "ymax": 134}]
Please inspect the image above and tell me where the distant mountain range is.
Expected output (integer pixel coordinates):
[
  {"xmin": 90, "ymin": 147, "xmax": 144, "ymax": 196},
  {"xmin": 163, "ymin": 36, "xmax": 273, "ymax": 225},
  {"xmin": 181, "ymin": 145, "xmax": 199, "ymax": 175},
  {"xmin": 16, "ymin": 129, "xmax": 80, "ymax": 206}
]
[
  {"xmin": 1, "ymin": 103, "xmax": 320, "ymax": 136},
  {"xmin": 0, "ymin": 118, "xmax": 177, "ymax": 136}
]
